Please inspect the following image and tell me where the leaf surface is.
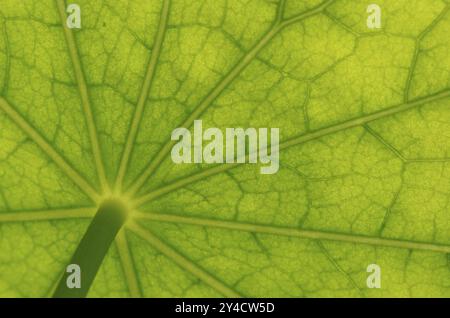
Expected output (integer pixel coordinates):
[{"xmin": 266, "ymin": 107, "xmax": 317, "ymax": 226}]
[{"xmin": 0, "ymin": 0, "xmax": 449, "ymax": 297}]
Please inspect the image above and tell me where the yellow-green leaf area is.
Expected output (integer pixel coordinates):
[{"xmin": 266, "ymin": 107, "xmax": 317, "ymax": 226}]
[{"xmin": 0, "ymin": 0, "xmax": 449, "ymax": 298}]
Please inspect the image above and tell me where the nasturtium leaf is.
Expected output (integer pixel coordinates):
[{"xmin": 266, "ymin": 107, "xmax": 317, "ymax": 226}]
[{"xmin": 0, "ymin": 0, "xmax": 449, "ymax": 298}]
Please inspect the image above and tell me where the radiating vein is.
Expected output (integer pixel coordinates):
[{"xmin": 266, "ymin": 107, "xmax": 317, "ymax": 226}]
[
  {"xmin": 115, "ymin": 229, "xmax": 142, "ymax": 298},
  {"xmin": 134, "ymin": 89, "xmax": 450, "ymax": 207},
  {"xmin": 46, "ymin": 269, "xmax": 65, "ymax": 298},
  {"xmin": 1, "ymin": 16, "xmax": 10, "ymax": 95},
  {"xmin": 56, "ymin": 0, "xmax": 108, "ymax": 193},
  {"xmin": 135, "ymin": 212, "xmax": 450, "ymax": 254},
  {"xmin": 364, "ymin": 124, "xmax": 406, "ymax": 161},
  {"xmin": 275, "ymin": 0, "xmax": 287, "ymax": 24},
  {"xmin": 127, "ymin": 221, "xmax": 242, "ymax": 297},
  {"xmin": 115, "ymin": 0, "xmax": 171, "ymax": 192},
  {"xmin": 0, "ymin": 97, "xmax": 100, "ymax": 202},
  {"xmin": 126, "ymin": 0, "xmax": 335, "ymax": 197},
  {"xmin": 0, "ymin": 207, "xmax": 95, "ymax": 223},
  {"xmin": 404, "ymin": 4, "xmax": 450, "ymax": 102},
  {"xmin": 279, "ymin": 0, "xmax": 335, "ymax": 28},
  {"xmin": 53, "ymin": 200, "xmax": 128, "ymax": 298}
]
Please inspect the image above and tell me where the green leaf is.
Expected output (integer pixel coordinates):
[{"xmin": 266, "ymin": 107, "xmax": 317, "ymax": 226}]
[{"xmin": 0, "ymin": 0, "xmax": 449, "ymax": 298}]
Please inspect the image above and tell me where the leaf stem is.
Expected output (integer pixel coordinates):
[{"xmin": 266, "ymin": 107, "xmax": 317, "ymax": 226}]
[{"xmin": 53, "ymin": 200, "xmax": 128, "ymax": 298}]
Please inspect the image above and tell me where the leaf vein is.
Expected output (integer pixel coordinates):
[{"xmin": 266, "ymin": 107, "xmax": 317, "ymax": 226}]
[
  {"xmin": 56, "ymin": 0, "xmax": 108, "ymax": 193},
  {"xmin": 127, "ymin": 221, "xmax": 242, "ymax": 297},
  {"xmin": 404, "ymin": 4, "xmax": 450, "ymax": 102},
  {"xmin": 125, "ymin": 0, "xmax": 335, "ymax": 197},
  {"xmin": 115, "ymin": 229, "xmax": 142, "ymax": 298},
  {"xmin": 135, "ymin": 212, "xmax": 450, "ymax": 254},
  {"xmin": 0, "ymin": 97, "xmax": 100, "ymax": 202},
  {"xmin": 115, "ymin": 0, "xmax": 171, "ymax": 192},
  {"xmin": 316, "ymin": 241, "xmax": 364, "ymax": 297},
  {"xmin": 0, "ymin": 207, "xmax": 95, "ymax": 223}
]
